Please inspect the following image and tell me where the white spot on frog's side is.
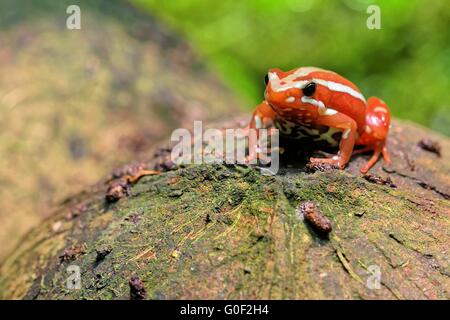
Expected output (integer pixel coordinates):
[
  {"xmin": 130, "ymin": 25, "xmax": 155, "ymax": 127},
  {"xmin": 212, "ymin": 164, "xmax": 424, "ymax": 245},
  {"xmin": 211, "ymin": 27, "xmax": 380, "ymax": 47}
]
[
  {"xmin": 373, "ymin": 106, "xmax": 388, "ymax": 113},
  {"xmin": 342, "ymin": 128, "xmax": 351, "ymax": 139},
  {"xmin": 301, "ymin": 96, "xmax": 327, "ymax": 115},
  {"xmin": 332, "ymin": 156, "xmax": 339, "ymax": 160},
  {"xmin": 285, "ymin": 96, "xmax": 295, "ymax": 103},
  {"xmin": 365, "ymin": 125, "xmax": 372, "ymax": 134},
  {"xmin": 323, "ymin": 108, "xmax": 338, "ymax": 116},
  {"xmin": 254, "ymin": 115, "xmax": 262, "ymax": 129}
]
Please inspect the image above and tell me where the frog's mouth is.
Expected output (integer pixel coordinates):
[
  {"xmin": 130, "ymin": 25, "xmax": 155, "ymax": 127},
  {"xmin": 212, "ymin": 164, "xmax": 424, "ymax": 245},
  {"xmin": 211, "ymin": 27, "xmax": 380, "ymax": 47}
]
[{"xmin": 301, "ymin": 96, "xmax": 329, "ymax": 115}]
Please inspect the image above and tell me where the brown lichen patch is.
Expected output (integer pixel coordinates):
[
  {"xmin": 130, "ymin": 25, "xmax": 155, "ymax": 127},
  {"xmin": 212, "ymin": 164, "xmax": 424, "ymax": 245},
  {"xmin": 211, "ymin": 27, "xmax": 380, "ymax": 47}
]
[
  {"xmin": 298, "ymin": 201, "xmax": 332, "ymax": 236},
  {"xmin": 105, "ymin": 180, "xmax": 131, "ymax": 203},
  {"xmin": 418, "ymin": 139, "xmax": 441, "ymax": 157},
  {"xmin": 110, "ymin": 162, "xmax": 149, "ymax": 180},
  {"xmin": 106, "ymin": 166, "xmax": 159, "ymax": 203},
  {"xmin": 95, "ymin": 245, "xmax": 112, "ymax": 262},
  {"xmin": 129, "ymin": 276, "xmax": 147, "ymax": 300},
  {"xmin": 406, "ymin": 197, "xmax": 439, "ymax": 215},
  {"xmin": 153, "ymin": 149, "xmax": 177, "ymax": 172},
  {"xmin": 59, "ymin": 243, "xmax": 86, "ymax": 263},
  {"xmin": 306, "ymin": 162, "xmax": 340, "ymax": 173},
  {"xmin": 364, "ymin": 173, "xmax": 397, "ymax": 188}
]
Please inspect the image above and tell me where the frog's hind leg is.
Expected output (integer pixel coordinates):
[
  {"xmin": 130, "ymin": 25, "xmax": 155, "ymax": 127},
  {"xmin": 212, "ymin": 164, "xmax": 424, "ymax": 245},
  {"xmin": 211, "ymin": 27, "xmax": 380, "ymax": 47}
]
[
  {"xmin": 360, "ymin": 142, "xmax": 384, "ymax": 174},
  {"xmin": 358, "ymin": 97, "xmax": 391, "ymax": 173},
  {"xmin": 382, "ymin": 145, "xmax": 391, "ymax": 164}
]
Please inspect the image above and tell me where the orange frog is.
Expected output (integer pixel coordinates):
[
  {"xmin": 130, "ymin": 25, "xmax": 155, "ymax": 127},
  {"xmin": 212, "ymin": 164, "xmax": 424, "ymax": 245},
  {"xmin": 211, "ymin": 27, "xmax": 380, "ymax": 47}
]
[{"xmin": 249, "ymin": 67, "xmax": 391, "ymax": 173}]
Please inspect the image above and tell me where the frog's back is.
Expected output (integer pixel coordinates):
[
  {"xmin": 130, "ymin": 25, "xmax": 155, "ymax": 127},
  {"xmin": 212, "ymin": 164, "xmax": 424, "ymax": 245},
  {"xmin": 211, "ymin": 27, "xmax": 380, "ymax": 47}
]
[{"xmin": 306, "ymin": 68, "xmax": 367, "ymax": 131}]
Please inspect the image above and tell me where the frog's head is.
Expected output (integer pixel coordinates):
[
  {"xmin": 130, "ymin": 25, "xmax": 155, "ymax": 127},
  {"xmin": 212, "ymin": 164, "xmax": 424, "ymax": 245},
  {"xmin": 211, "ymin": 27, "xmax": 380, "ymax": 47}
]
[{"xmin": 264, "ymin": 67, "xmax": 322, "ymax": 114}]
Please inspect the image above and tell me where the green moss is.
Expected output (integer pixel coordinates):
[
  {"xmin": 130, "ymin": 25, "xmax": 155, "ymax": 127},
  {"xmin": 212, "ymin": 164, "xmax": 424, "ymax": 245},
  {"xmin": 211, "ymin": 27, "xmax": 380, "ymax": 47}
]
[{"xmin": 1, "ymin": 147, "xmax": 449, "ymax": 299}]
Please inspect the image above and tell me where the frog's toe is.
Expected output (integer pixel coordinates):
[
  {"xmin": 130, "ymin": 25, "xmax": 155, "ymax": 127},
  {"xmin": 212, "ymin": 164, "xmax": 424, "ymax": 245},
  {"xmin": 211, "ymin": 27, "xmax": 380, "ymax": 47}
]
[
  {"xmin": 382, "ymin": 146, "xmax": 391, "ymax": 164},
  {"xmin": 309, "ymin": 157, "xmax": 344, "ymax": 169}
]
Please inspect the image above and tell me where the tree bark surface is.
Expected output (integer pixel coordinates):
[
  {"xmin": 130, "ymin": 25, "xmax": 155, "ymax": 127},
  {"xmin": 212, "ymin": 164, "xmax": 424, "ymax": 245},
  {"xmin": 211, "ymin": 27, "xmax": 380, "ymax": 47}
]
[
  {"xmin": 0, "ymin": 118, "xmax": 449, "ymax": 299},
  {"xmin": 0, "ymin": 0, "xmax": 240, "ymax": 260}
]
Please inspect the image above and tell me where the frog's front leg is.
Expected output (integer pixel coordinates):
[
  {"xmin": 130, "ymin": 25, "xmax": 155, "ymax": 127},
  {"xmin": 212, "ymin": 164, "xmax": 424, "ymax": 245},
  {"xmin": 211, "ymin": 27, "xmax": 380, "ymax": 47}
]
[
  {"xmin": 248, "ymin": 101, "xmax": 277, "ymax": 161},
  {"xmin": 309, "ymin": 112, "xmax": 357, "ymax": 169}
]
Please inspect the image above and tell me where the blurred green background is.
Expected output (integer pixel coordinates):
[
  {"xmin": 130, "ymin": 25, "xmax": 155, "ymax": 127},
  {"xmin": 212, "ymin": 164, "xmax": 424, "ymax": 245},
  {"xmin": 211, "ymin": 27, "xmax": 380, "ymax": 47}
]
[{"xmin": 131, "ymin": 0, "xmax": 450, "ymax": 136}]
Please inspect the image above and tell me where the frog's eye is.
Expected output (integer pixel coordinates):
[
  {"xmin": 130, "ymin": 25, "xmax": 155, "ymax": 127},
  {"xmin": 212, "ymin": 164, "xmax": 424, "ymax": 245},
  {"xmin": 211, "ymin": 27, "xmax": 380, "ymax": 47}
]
[
  {"xmin": 302, "ymin": 82, "xmax": 316, "ymax": 97},
  {"xmin": 264, "ymin": 74, "xmax": 269, "ymax": 86}
]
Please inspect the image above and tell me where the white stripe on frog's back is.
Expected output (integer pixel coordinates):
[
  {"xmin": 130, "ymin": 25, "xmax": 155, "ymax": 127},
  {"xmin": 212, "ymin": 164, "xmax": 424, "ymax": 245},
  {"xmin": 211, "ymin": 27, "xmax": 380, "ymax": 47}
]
[
  {"xmin": 269, "ymin": 67, "xmax": 366, "ymax": 104},
  {"xmin": 313, "ymin": 78, "xmax": 366, "ymax": 103},
  {"xmin": 269, "ymin": 67, "xmax": 326, "ymax": 92}
]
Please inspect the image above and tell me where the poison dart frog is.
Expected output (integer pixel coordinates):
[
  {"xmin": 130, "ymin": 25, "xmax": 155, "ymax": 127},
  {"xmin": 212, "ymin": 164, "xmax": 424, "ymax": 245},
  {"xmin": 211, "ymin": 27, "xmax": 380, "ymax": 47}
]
[{"xmin": 249, "ymin": 67, "xmax": 391, "ymax": 173}]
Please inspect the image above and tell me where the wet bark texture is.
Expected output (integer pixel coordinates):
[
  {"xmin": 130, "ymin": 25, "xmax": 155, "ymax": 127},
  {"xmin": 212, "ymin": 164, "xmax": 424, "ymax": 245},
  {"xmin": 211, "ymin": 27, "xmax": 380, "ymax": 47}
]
[{"xmin": 0, "ymin": 118, "xmax": 449, "ymax": 299}]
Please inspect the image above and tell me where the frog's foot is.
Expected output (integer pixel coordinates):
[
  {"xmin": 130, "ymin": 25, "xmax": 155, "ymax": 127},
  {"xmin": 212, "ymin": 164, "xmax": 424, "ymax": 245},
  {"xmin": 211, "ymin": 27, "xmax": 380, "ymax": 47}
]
[
  {"xmin": 360, "ymin": 143, "xmax": 390, "ymax": 174},
  {"xmin": 309, "ymin": 156, "xmax": 345, "ymax": 169},
  {"xmin": 382, "ymin": 145, "xmax": 391, "ymax": 165}
]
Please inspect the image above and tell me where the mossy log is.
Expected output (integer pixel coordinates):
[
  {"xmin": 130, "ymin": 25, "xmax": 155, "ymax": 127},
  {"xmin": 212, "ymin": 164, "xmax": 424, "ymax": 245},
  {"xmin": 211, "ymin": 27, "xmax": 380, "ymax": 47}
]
[
  {"xmin": 1, "ymin": 119, "xmax": 448, "ymax": 300},
  {"xmin": 0, "ymin": 0, "xmax": 239, "ymax": 260}
]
